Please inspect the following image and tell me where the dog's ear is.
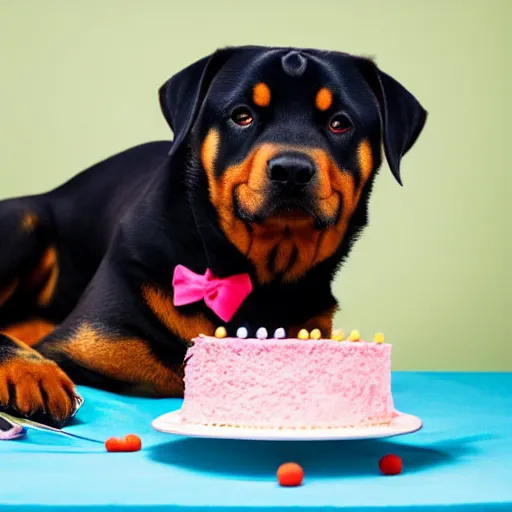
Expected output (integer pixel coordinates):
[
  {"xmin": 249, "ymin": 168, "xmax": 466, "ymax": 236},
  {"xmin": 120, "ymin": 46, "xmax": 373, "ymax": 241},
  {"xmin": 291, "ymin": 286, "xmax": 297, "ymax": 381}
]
[
  {"xmin": 356, "ymin": 58, "xmax": 427, "ymax": 185},
  {"xmin": 159, "ymin": 48, "xmax": 235, "ymax": 155}
]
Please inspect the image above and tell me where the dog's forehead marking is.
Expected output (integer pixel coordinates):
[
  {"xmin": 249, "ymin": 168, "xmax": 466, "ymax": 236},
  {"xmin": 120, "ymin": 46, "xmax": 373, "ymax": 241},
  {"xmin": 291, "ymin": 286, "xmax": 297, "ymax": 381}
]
[
  {"xmin": 252, "ymin": 82, "xmax": 271, "ymax": 107},
  {"xmin": 315, "ymin": 87, "xmax": 333, "ymax": 111},
  {"xmin": 281, "ymin": 51, "xmax": 308, "ymax": 77}
]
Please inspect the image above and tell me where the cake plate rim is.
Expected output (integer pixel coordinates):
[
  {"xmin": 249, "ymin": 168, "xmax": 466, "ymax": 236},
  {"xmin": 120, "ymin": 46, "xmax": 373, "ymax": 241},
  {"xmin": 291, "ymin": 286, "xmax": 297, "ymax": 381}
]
[{"xmin": 151, "ymin": 410, "xmax": 422, "ymax": 441}]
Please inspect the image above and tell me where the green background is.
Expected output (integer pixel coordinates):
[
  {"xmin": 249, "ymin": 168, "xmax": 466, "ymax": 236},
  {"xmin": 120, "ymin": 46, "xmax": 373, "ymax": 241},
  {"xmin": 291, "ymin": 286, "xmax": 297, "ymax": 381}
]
[{"xmin": 1, "ymin": 1, "xmax": 510, "ymax": 371}]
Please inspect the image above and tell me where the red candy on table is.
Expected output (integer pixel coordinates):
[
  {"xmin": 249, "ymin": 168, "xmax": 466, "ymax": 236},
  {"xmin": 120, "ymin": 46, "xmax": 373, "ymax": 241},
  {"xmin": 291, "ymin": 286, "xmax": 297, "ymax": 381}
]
[
  {"xmin": 105, "ymin": 434, "xmax": 142, "ymax": 452},
  {"xmin": 124, "ymin": 434, "xmax": 142, "ymax": 451},
  {"xmin": 105, "ymin": 437, "xmax": 122, "ymax": 452},
  {"xmin": 379, "ymin": 454, "xmax": 403, "ymax": 475},
  {"xmin": 277, "ymin": 462, "xmax": 304, "ymax": 486}
]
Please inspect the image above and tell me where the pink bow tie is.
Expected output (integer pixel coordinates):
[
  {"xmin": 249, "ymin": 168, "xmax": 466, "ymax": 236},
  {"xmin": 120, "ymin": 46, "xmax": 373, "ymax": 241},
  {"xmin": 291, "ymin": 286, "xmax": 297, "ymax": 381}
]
[{"xmin": 172, "ymin": 265, "xmax": 252, "ymax": 322}]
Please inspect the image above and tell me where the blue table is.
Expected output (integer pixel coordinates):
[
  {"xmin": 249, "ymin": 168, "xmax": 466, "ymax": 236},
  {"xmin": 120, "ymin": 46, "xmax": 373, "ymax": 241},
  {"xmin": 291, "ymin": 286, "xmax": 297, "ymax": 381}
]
[{"xmin": 2, "ymin": 372, "xmax": 512, "ymax": 511}]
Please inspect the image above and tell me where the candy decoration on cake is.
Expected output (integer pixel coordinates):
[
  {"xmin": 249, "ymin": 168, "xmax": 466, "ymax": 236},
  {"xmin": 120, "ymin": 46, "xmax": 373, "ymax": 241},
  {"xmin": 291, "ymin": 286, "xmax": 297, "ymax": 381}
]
[
  {"xmin": 274, "ymin": 328, "xmax": 286, "ymax": 339},
  {"xmin": 236, "ymin": 327, "xmax": 248, "ymax": 339},
  {"xmin": 331, "ymin": 329, "xmax": 345, "ymax": 341},
  {"xmin": 374, "ymin": 332, "xmax": 385, "ymax": 344},
  {"xmin": 347, "ymin": 329, "xmax": 361, "ymax": 342},
  {"xmin": 379, "ymin": 454, "xmax": 403, "ymax": 475},
  {"xmin": 310, "ymin": 329, "xmax": 321, "ymax": 340},
  {"xmin": 256, "ymin": 327, "xmax": 268, "ymax": 339},
  {"xmin": 277, "ymin": 462, "xmax": 304, "ymax": 487},
  {"xmin": 215, "ymin": 326, "xmax": 227, "ymax": 338},
  {"xmin": 297, "ymin": 329, "xmax": 309, "ymax": 340}
]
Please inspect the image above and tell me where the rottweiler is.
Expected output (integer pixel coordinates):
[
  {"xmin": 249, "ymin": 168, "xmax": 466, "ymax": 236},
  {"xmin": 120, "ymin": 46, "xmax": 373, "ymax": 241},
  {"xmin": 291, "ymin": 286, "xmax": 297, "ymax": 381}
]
[{"xmin": 0, "ymin": 45, "xmax": 427, "ymax": 427}]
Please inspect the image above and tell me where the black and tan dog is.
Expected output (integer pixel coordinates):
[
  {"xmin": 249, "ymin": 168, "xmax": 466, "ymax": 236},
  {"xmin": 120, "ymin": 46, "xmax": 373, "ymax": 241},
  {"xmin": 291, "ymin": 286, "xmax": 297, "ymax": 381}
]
[{"xmin": 0, "ymin": 46, "xmax": 426, "ymax": 426}]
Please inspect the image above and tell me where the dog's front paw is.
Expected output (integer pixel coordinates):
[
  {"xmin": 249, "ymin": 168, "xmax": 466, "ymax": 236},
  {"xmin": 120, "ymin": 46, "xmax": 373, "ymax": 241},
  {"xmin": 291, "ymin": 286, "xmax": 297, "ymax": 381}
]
[{"xmin": 0, "ymin": 346, "xmax": 78, "ymax": 426}]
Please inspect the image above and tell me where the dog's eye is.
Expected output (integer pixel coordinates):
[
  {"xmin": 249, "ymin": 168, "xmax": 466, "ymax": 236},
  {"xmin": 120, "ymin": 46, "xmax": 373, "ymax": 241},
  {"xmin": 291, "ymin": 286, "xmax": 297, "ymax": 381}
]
[
  {"xmin": 231, "ymin": 107, "xmax": 253, "ymax": 127},
  {"xmin": 329, "ymin": 114, "xmax": 352, "ymax": 134}
]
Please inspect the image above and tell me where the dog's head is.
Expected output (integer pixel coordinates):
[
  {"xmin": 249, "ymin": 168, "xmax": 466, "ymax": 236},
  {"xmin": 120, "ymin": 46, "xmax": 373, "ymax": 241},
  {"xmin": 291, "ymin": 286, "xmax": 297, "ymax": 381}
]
[{"xmin": 160, "ymin": 46, "xmax": 427, "ymax": 283}]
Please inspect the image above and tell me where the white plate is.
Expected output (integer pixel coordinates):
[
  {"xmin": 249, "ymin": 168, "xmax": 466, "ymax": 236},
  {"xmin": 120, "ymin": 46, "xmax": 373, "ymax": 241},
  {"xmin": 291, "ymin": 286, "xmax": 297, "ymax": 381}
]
[{"xmin": 152, "ymin": 410, "xmax": 422, "ymax": 441}]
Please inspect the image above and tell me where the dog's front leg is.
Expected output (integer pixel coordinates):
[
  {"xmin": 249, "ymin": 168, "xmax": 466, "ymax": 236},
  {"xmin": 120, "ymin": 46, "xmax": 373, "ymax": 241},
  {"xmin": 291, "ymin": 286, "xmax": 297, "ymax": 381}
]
[
  {"xmin": 37, "ymin": 321, "xmax": 187, "ymax": 399},
  {"xmin": 0, "ymin": 333, "xmax": 78, "ymax": 426}
]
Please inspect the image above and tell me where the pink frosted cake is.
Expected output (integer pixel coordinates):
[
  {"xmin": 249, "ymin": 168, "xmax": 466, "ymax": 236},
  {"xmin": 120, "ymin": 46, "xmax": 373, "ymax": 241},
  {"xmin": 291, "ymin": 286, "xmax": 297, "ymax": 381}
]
[{"xmin": 180, "ymin": 328, "xmax": 396, "ymax": 429}]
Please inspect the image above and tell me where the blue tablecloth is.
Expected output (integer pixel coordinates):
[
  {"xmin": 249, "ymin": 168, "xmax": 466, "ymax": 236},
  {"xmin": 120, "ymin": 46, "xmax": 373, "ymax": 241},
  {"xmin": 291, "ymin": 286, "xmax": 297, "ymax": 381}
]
[{"xmin": 2, "ymin": 372, "xmax": 512, "ymax": 511}]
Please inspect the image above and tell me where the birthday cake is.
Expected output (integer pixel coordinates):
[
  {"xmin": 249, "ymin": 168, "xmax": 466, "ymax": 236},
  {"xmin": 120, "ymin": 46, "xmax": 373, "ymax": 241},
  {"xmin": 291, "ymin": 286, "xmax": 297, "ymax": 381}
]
[{"xmin": 180, "ymin": 327, "xmax": 396, "ymax": 429}]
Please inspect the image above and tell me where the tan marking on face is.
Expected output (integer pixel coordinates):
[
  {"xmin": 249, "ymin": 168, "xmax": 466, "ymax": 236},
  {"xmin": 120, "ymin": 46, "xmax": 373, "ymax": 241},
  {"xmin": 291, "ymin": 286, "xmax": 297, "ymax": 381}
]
[
  {"xmin": 315, "ymin": 87, "xmax": 333, "ymax": 111},
  {"xmin": 313, "ymin": 138, "xmax": 375, "ymax": 265},
  {"xmin": 201, "ymin": 130, "xmax": 375, "ymax": 283},
  {"xmin": 203, "ymin": 139, "xmax": 280, "ymax": 260},
  {"xmin": 249, "ymin": 219, "xmax": 322, "ymax": 282},
  {"xmin": 252, "ymin": 82, "xmax": 271, "ymax": 107},
  {"xmin": 273, "ymin": 236, "xmax": 295, "ymax": 274},
  {"xmin": 21, "ymin": 212, "xmax": 38, "ymax": 232},
  {"xmin": 202, "ymin": 140, "xmax": 338, "ymax": 283},
  {"xmin": 202, "ymin": 140, "xmax": 312, "ymax": 283},
  {"xmin": 200, "ymin": 128, "xmax": 220, "ymax": 177},
  {"xmin": 358, "ymin": 139, "xmax": 373, "ymax": 180}
]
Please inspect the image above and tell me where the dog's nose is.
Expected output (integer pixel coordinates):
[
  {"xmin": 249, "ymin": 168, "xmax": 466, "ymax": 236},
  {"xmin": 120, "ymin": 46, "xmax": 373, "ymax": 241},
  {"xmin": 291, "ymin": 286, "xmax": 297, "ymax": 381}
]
[{"xmin": 267, "ymin": 154, "xmax": 316, "ymax": 189}]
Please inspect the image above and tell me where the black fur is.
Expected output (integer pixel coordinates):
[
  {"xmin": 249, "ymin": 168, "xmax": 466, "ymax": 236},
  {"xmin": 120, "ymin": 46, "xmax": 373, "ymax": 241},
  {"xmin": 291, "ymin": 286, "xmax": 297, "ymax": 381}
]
[{"xmin": 0, "ymin": 45, "xmax": 426, "ymax": 425}]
